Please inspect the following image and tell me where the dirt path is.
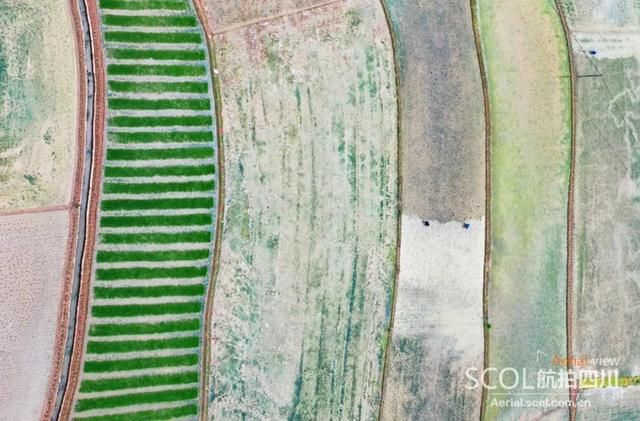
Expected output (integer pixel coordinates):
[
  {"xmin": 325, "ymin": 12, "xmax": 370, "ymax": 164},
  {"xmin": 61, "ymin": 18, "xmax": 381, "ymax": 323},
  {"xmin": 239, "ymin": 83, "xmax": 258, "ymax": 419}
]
[
  {"xmin": 375, "ymin": 0, "xmax": 403, "ymax": 418},
  {"xmin": 469, "ymin": 0, "xmax": 492, "ymax": 419},
  {"xmin": 55, "ymin": 0, "xmax": 106, "ymax": 418},
  {"xmin": 191, "ymin": 1, "xmax": 226, "ymax": 419},
  {"xmin": 553, "ymin": 1, "xmax": 578, "ymax": 419},
  {"xmin": 39, "ymin": 0, "xmax": 89, "ymax": 418},
  {"xmin": 0, "ymin": 204, "xmax": 70, "ymax": 218}
]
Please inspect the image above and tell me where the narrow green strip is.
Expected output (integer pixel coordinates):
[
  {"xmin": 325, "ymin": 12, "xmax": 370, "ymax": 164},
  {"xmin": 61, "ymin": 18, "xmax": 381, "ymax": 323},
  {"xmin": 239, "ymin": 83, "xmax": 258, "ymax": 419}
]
[
  {"xmin": 108, "ymin": 64, "xmax": 206, "ymax": 77},
  {"xmin": 103, "ymin": 181, "xmax": 214, "ymax": 194},
  {"xmin": 107, "ymin": 147, "xmax": 213, "ymax": 161},
  {"xmin": 100, "ymin": 214, "xmax": 212, "ymax": 228},
  {"xmin": 108, "ymin": 48, "xmax": 205, "ymax": 61},
  {"xmin": 97, "ymin": 249, "xmax": 211, "ymax": 262},
  {"xmin": 109, "ymin": 80, "xmax": 208, "ymax": 94},
  {"xmin": 94, "ymin": 284, "xmax": 205, "ymax": 299},
  {"xmin": 89, "ymin": 319, "xmax": 200, "ymax": 336},
  {"xmin": 99, "ymin": 0, "xmax": 187, "ymax": 11},
  {"xmin": 79, "ymin": 371, "xmax": 198, "ymax": 393},
  {"xmin": 105, "ymin": 32, "xmax": 201, "ymax": 44},
  {"xmin": 109, "ymin": 131, "xmax": 212, "ymax": 143},
  {"xmin": 83, "ymin": 354, "xmax": 198, "ymax": 372},
  {"xmin": 96, "ymin": 266, "xmax": 208, "ymax": 281},
  {"xmin": 100, "ymin": 197, "xmax": 214, "ymax": 211},
  {"xmin": 109, "ymin": 98, "xmax": 210, "ymax": 110},
  {"xmin": 103, "ymin": 15, "xmax": 197, "ymax": 27},
  {"xmin": 109, "ymin": 115, "xmax": 212, "ymax": 127},
  {"xmin": 104, "ymin": 164, "xmax": 215, "ymax": 178},
  {"xmin": 86, "ymin": 336, "xmax": 200, "ymax": 353},
  {"xmin": 101, "ymin": 232, "xmax": 212, "ymax": 246},
  {"xmin": 74, "ymin": 404, "xmax": 198, "ymax": 421},
  {"xmin": 75, "ymin": 387, "xmax": 198, "ymax": 411}
]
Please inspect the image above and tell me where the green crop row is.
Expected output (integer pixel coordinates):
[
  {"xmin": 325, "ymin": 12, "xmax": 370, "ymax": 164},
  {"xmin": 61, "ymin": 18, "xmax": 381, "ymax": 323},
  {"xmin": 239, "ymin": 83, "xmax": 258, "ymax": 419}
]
[
  {"xmin": 108, "ymin": 48, "xmax": 205, "ymax": 61},
  {"xmin": 104, "ymin": 164, "xmax": 215, "ymax": 178},
  {"xmin": 80, "ymin": 371, "xmax": 198, "ymax": 393},
  {"xmin": 86, "ymin": 336, "xmax": 200, "ymax": 353},
  {"xmin": 103, "ymin": 15, "xmax": 197, "ymax": 28},
  {"xmin": 94, "ymin": 284, "xmax": 205, "ymax": 299},
  {"xmin": 109, "ymin": 115, "xmax": 213, "ymax": 127},
  {"xmin": 84, "ymin": 354, "xmax": 198, "ymax": 373},
  {"xmin": 108, "ymin": 64, "xmax": 206, "ymax": 77},
  {"xmin": 96, "ymin": 266, "xmax": 208, "ymax": 281},
  {"xmin": 109, "ymin": 130, "xmax": 212, "ymax": 143},
  {"xmin": 106, "ymin": 147, "xmax": 213, "ymax": 161},
  {"xmin": 74, "ymin": 404, "xmax": 198, "ymax": 421},
  {"xmin": 90, "ymin": 319, "xmax": 201, "ymax": 337},
  {"xmin": 100, "ymin": 231, "xmax": 212, "ymax": 245},
  {"xmin": 103, "ymin": 181, "xmax": 214, "ymax": 195},
  {"xmin": 99, "ymin": 214, "xmax": 212, "ymax": 229},
  {"xmin": 100, "ymin": 0, "xmax": 188, "ymax": 11},
  {"xmin": 97, "ymin": 249, "xmax": 210, "ymax": 262},
  {"xmin": 109, "ymin": 80, "xmax": 209, "ymax": 94},
  {"xmin": 76, "ymin": 387, "xmax": 197, "ymax": 412},
  {"xmin": 100, "ymin": 197, "xmax": 214, "ymax": 211},
  {"xmin": 105, "ymin": 31, "xmax": 201, "ymax": 44},
  {"xmin": 109, "ymin": 98, "xmax": 210, "ymax": 111}
]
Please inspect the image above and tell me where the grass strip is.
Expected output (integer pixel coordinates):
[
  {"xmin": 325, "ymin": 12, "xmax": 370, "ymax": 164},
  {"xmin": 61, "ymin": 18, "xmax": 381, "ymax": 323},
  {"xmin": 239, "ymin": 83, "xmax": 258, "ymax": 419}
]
[
  {"xmin": 79, "ymin": 371, "xmax": 198, "ymax": 393},
  {"xmin": 108, "ymin": 64, "xmax": 206, "ymax": 77},
  {"xmin": 83, "ymin": 354, "xmax": 198, "ymax": 372},
  {"xmin": 90, "ymin": 319, "xmax": 200, "ymax": 336},
  {"xmin": 107, "ymin": 147, "xmax": 213, "ymax": 161},
  {"xmin": 76, "ymin": 387, "xmax": 198, "ymax": 411},
  {"xmin": 100, "ymin": 231, "xmax": 212, "ymax": 245},
  {"xmin": 92, "ymin": 302, "xmax": 201, "ymax": 318},
  {"xmin": 103, "ymin": 181, "xmax": 214, "ymax": 194},
  {"xmin": 94, "ymin": 284, "xmax": 205, "ymax": 299},
  {"xmin": 101, "ymin": 197, "xmax": 214, "ymax": 211},
  {"xmin": 109, "ymin": 130, "xmax": 212, "ymax": 143},
  {"xmin": 100, "ymin": 214, "xmax": 212, "ymax": 228},
  {"xmin": 108, "ymin": 80, "xmax": 208, "ymax": 94},
  {"xmin": 104, "ymin": 164, "xmax": 215, "ymax": 178},
  {"xmin": 109, "ymin": 115, "xmax": 212, "ymax": 127},
  {"xmin": 74, "ymin": 404, "xmax": 198, "ymax": 421},
  {"xmin": 100, "ymin": 0, "xmax": 187, "ymax": 10},
  {"xmin": 86, "ymin": 336, "xmax": 200, "ymax": 353},
  {"xmin": 97, "ymin": 249, "xmax": 210, "ymax": 263},
  {"xmin": 103, "ymin": 15, "xmax": 197, "ymax": 27},
  {"xmin": 109, "ymin": 98, "xmax": 210, "ymax": 110},
  {"xmin": 96, "ymin": 266, "xmax": 207, "ymax": 281},
  {"xmin": 105, "ymin": 32, "xmax": 201, "ymax": 44}
]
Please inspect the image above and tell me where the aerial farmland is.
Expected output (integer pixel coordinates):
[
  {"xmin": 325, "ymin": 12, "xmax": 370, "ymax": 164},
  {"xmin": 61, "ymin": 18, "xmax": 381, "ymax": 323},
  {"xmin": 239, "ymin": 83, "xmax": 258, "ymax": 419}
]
[{"xmin": 1, "ymin": 0, "xmax": 640, "ymax": 420}]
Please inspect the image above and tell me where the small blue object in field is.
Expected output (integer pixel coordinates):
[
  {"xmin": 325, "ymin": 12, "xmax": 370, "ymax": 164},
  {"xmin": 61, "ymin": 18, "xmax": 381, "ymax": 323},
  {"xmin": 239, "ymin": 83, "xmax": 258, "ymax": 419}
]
[
  {"xmin": 589, "ymin": 50, "xmax": 597, "ymax": 55},
  {"xmin": 463, "ymin": 223, "xmax": 471, "ymax": 229}
]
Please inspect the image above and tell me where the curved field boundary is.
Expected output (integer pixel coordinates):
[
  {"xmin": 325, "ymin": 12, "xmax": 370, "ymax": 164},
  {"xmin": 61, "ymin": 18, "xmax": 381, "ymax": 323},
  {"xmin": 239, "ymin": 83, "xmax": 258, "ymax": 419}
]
[
  {"xmin": 469, "ymin": 0, "xmax": 492, "ymax": 419},
  {"xmin": 61, "ymin": 0, "xmax": 221, "ymax": 419},
  {"xmin": 41, "ymin": 0, "xmax": 90, "ymax": 418},
  {"xmin": 189, "ymin": 1, "xmax": 226, "ymax": 419},
  {"xmin": 552, "ymin": 1, "xmax": 578, "ymax": 419},
  {"xmin": 59, "ymin": 0, "xmax": 107, "ymax": 418}
]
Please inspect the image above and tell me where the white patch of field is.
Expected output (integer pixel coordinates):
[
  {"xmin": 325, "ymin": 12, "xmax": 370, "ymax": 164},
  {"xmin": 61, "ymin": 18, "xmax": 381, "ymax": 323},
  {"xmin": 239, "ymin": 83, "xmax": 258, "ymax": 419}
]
[
  {"xmin": 577, "ymin": 386, "xmax": 640, "ymax": 419},
  {"xmin": 83, "ymin": 347, "xmax": 200, "ymax": 362},
  {"xmin": 573, "ymin": 31, "xmax": 640, "ymax": 59},
  {"xmin": 78, "ymin": 382, "xmax": 199, "ymax": 399},
  {"xmin": 382, "ymin": 214, "xmax": 484, "ymax": 420},
  {"xmin": 0, "ymin": 210, "xmax": 70, "ymax": 420},
  {"xmin": 0, "ymin": 0, "xmax": 78, "ymax": 209}
]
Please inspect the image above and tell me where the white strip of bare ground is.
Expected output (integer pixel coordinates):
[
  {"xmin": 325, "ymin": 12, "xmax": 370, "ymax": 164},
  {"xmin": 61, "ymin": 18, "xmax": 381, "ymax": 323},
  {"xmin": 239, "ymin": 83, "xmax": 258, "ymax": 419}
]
[
  {"xmin": 108, "ymin": 126, "xmax": 212, "ymax": 133},
  {"xmin": 108, "ymin": 92, "xmax": 210, "ymax": 100},
  {"xmin": 92, "ymin": 278, "xmax": 205, "ymax": 288},
  {"xmin": 107, "ymin": 142, "xmax": 213, "ymax": 150},
  {"xmin": 102, "ymin": 26, "xmax": 199, "ymax": 34},
  {"xmin": 88, "ymin": 331, "xmax": 200, "ymax": 343},
  {"xmin": 104, "ymin": 175, "xmax": 214, "ymax": 183},
  {"xmin": 100, "ymin": 225, "xmax": 211, "ymax": 234},
  {"xmin": 101, "ymin": 191, "xmax": 213, "ymax": 200},
  {"xmin": 87, "ymin": 313, "xmax": 202, "ymax": 325},
  {"xmin": 90, "ymin": 295, "xmax": 203, "ymax": 306},
  {"xmin": 83, "ymin": 347, "xmax": 200, "ymax": 362}
]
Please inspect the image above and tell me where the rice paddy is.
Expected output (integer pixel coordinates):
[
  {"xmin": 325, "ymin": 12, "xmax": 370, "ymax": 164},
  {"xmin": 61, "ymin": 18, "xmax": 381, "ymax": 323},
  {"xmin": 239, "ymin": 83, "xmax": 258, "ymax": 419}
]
[{"xmin": 71, "ymin": 0, "xmax": 218, "ymax": 418}]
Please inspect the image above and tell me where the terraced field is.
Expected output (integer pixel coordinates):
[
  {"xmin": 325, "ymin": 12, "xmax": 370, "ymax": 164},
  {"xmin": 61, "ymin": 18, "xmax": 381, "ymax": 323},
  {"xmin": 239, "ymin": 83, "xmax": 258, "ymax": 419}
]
[{"xmin": 68, "ymin": 0, "xmax": 218, "ymax": 419}]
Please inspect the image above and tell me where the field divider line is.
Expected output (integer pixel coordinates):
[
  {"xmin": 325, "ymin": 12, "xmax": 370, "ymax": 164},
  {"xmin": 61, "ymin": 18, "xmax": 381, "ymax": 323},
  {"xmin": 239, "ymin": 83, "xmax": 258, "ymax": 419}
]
[{"xmin": 0, "ymin": 203, "xmax": 70, "ymax": 218}]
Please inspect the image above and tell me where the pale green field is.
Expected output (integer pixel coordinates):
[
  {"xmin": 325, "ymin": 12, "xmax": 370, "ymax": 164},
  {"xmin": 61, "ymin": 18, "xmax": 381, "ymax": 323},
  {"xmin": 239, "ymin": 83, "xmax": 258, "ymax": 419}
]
[{"xmin": 477, "ymin": 0, "xmax": 572, "ymax": 418}]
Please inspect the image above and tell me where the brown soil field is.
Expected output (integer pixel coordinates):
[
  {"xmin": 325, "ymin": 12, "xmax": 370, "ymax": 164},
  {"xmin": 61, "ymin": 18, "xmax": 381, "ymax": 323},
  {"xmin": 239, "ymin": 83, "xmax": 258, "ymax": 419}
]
[
  {"xmin": 204, "ymin": 0, "xmax": 398, "ymax": 419},
  {"xmin": 379, "ymin": 0, "xmax": 486, "ymax": 420},
  {"xmin": 0, "ymin": 210, "xmax": 71, "ymax": 420}
]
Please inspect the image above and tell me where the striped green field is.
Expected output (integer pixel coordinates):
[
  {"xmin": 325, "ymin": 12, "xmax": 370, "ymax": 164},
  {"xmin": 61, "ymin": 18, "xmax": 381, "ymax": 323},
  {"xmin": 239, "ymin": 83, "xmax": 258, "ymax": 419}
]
[{"xmin": 72, "ymin": 0, "xmax": 217, "ymax": 419}]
